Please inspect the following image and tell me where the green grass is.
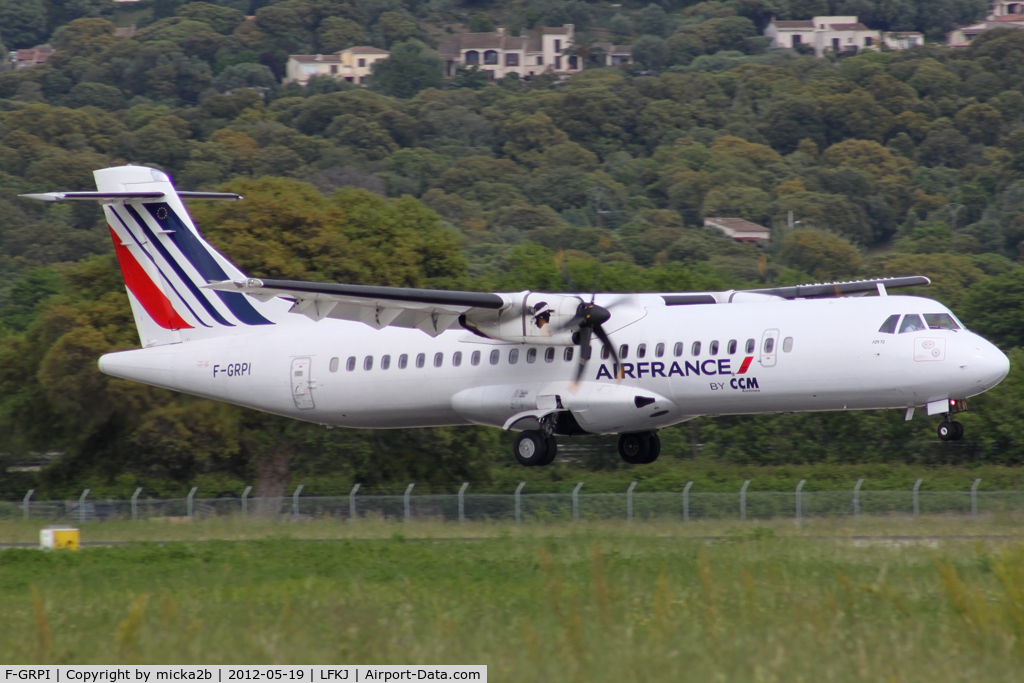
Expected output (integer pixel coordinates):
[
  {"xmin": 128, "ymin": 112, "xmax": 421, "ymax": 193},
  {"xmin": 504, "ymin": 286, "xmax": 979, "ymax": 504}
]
[{"xmin": 3, "ymin": 520, "xmax": 1024, "ymax": 679}]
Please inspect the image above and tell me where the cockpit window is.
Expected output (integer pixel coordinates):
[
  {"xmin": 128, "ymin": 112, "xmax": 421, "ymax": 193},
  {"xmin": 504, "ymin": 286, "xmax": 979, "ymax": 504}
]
[
  {"xmin": 878, "ymin": 315, "xmax": 900, "ymax": 334},
  {"xmin": 898, "ymin": 314, "xmax": 926, "ymax": 334},
  {"xmin": 924, "ymin": 313, "xmax": 960, "ymax": 330}
]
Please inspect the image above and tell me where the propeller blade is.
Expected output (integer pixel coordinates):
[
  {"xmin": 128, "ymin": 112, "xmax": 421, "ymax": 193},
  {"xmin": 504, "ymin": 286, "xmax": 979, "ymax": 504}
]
[{"xmin": 593, "ymin": 325, "xmax": 623, "ymax": 380}]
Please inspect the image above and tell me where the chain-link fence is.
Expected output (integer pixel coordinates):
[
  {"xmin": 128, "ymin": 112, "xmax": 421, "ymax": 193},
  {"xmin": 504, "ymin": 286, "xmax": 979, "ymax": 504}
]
[{"xmin": 1, "ymin": 483, "xmax": 1021, "ymax": 523}]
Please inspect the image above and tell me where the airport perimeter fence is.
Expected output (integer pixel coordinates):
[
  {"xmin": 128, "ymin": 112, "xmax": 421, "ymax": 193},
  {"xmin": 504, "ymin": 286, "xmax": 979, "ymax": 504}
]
[{"xmin": 0, "ymin": 479, "xmax": 1017, "ymax": 524}]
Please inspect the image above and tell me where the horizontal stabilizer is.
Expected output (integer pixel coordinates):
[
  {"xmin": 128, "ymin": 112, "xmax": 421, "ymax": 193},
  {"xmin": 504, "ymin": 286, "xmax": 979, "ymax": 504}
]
[{"xmin": 20, "ymin": 191, "xmax": 243, "ymax": 203}]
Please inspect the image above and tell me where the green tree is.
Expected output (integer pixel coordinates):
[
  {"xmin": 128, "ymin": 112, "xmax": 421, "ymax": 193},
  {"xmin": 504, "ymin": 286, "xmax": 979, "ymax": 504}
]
[
  {"xmin": 959, "ymin": 269, "xmax": 1024, "ymax": 349},
  {"xmin": 0, "ymin": 0, "xmax": 47, "ymax": 49},
  {"xmin": 779, "ymin": 229, "xmax": 862, "ymax": 281},
  {"xmin": 631, "ymin": 35, "xmax": 670, "ymax": 70},
  {"xmin": 368, "ymin": 40, "xmax": 442, "ymax": 99},
  {"xmin": 176, "ymin": 2, "xmax": 245, "ymax": 35}
]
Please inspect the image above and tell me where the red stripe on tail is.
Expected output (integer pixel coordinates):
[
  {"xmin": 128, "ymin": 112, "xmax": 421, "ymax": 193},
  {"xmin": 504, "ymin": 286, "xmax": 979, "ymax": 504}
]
[
  {"xmin": 738, "ymin": 356, "xmax": 753, "ymax": 374},
  {"xmin": 109, "ymin": 227, "xmax": 192, "ymax": 330}
]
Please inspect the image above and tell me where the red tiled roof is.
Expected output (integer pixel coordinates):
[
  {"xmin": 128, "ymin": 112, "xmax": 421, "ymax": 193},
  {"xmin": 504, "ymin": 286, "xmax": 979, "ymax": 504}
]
[
  {"xmin": 705, "ymin": 217, "xmax": 770, "ymax": 234},
  {"xmin": 773, "ymin": 20, "xmax": 814, "ymax": 28},
  {"xmin": 830, "ymin": 23, "xmax": 870, "ymax": 30},
  {"xmin": 345, "ymin": 46, "xmax": 389, "ymax": 54}
]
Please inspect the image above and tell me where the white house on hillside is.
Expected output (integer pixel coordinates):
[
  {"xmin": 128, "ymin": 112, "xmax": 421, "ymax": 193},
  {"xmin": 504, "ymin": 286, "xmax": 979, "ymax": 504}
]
[
  {"xmin": 438, "ymin": 24, "xmax": 584, "ymax": 79},
  {"xmin": 764, "ymin": 16, "xmax": 879, "ymax": 56},
  {"xmin": 948, "ymin": 0, "xmax": 1024, "ymax": 46},
  {"xmin": 285, "ymin": 46, "xmax": 390, "ymax": 85}
]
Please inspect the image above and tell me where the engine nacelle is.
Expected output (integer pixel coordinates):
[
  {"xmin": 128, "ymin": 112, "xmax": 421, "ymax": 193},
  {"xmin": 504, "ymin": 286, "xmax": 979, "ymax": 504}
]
[{"xmin": 463, "ymin": 292, "xmax": 583, "ymax": 345}]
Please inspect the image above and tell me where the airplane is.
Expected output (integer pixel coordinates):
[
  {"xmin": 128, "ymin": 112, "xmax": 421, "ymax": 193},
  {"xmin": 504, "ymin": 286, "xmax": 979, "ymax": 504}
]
[{"xmin": 22, "ymin": 165, "xmax": 1011, "ymax": 466}]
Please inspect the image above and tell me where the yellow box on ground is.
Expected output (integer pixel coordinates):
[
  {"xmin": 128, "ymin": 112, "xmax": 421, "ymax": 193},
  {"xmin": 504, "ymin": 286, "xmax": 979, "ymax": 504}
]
[{"xmin": 40, "ymin": 526, "xmax": 80, "ymax": 550}]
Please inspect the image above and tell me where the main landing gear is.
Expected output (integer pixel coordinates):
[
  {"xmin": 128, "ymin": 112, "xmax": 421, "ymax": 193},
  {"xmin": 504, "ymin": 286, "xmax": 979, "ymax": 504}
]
[
  {"xmin": 618, "ymin": 431, "xmax": 661, "ymax": 465},
  {"xmin": 513, "ymin": 414, "xmax": 558, "ymax": 467},
  {"xmin": 937, "ymin": 420, "xmax": 964, "ymax": 442}
]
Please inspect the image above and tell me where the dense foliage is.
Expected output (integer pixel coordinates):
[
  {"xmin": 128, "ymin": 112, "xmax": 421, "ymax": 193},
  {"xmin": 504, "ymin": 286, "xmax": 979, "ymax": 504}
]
[{"xmin": 3, "ymin": 0, "xmax": 1024, "ymax": 498}]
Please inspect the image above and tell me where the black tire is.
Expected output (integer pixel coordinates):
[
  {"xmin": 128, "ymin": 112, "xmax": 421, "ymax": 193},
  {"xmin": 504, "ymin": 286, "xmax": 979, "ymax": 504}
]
[
  {"xmin": 618, "ymin": 432, "xmax": 651, "ymax": 465},
  {"xmin": 513, "ymin": 430, "xmax": 548, "ymax": 466},
  {"xmin": 537, "ymin": 436, "xmax": 558, "ymax": 466},
  {"xmin": 952, "ymin": 421, "xmax": 965, "ymax": 441},
  {"xmin": 643, "ymin": 432, "xmax": 662, "ymax": 464},
  {"xmin": 937, "ymin": 421, "xmax": 954, "ymax": 442}
]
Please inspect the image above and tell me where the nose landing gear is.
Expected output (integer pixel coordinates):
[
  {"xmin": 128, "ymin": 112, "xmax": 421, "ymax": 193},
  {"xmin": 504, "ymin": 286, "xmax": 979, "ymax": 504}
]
[{"xmin": 937, "ymin": 420, "xmax": 964, "ymax": 441}]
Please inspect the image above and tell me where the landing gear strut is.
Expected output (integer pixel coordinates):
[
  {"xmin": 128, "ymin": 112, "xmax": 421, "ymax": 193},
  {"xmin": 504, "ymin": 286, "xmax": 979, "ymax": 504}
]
[
  {"xmin": 618, "ymin": 432, "xmax": 661, "ymax": 465},
  {"xmin": 937, "ymin": 419, "xmax": 964, "ymax": 442}
]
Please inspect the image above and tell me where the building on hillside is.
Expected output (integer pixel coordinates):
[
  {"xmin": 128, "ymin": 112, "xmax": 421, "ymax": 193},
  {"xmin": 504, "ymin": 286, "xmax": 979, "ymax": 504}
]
[
  {"xmin": 882, "ymin": 31, "xmax": 924, "ymax": 49},
  {"xmin": 284, "ymin": 46, "xmax": 390, "ymax": 85},
  {"xmin": 764, "ymin": 16, "xmax": 880, "ymax": 56},
  {"xmin": 12, "ymin": 44, "xmax": 54, "ymax": 69},
  {"xmin": 948, "ymin": 1, "xmax": 1024, "ymax": 46},
  {"xmin": 593, "ymin": 43, "xmax": 633, "ymax": 66},
  {"xmin": 438, "ymin": 24, "xmax": 584, "ymax": 79},
  {"xmin": 704, "ymin": 217, "xmax": 772, "ymax": 243}
]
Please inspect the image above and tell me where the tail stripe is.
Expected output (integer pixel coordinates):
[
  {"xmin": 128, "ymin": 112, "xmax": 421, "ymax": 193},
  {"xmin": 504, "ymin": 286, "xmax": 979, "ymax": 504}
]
[
  {"xmin": 108, "ymin": 227, "xmax": 193, "ymax": 330},
  {"xmin": 110, "ymin": 207, "xmax": 213, "ymax": 328},
  {"xmin": 122, "ymin": 204, "xmax": 236, "ymax": 327},
  {"xmin": 143, "ymin": 203, "xmax": 274, "ymax": 326}
]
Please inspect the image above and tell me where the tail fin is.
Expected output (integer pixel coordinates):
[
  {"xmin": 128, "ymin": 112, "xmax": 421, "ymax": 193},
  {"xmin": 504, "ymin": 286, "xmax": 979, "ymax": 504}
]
[{"xmin": 89, "ymin": 165, "xmax": 289, "ymax": 346}]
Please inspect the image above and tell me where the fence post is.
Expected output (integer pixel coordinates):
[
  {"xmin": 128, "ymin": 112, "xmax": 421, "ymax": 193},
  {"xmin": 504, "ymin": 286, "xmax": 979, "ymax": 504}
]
[
  {"xmin": 404, "ymin": 483, "xmax": 415, "ymax": 522},
  {"xmin": 292, "ymin": 484, "xmax": 304, "ymax": 521},
  {"xmin": 515, "ymin": 482, "xmax": 526, "ymax": 523},
  {"xmin": 187, "ymin": 487, "xmax": 197, "ymax": 520},
  {"xmin": 458, "ymin": 482, "xmax": 468, "ymax": 524},
  {"xmin": 23, "ymin": 489, "xmax": 33, "ymax": 520},
  {"xmin": 348, "ymin": 483, "xmax": 360, "ymax": 522},
  {"xmin": 78, "ymin": 488, "xmax": 90, "ymax": 524},
  {"xmin": 682, "ymin": 481, "xmax": 693, "ymax": 522},
  {"xmin": 971, "ymin": 478, "xmax": 982, "ymax": 523},
  {"xmin": 795, "ymin": 479, "xmax": 806, "ymax": 524},
  {"xmin": 740, "ymin": 480, "xmax": 750, "ymax": 521},
  {"xmin": 131, "ymin": 487, "xmax": 142, "ymax": 521},
  {"xmin": 627, "ymin": 481, "xmax": 638, "ymax": 522},
  {"xmin": 572, "ymin": 482, "xmax": 584, "ymax": 521},
  {"xmin": 913, "ymin": 478, "xmax": 923, "ymax": 519},
  {"xmin": 853, "ymin": 479, "xmax": 864, "ymax": 520},
  {"xmin": 241, "ymin": 485, "xmax": 252, "ymax": 517}
]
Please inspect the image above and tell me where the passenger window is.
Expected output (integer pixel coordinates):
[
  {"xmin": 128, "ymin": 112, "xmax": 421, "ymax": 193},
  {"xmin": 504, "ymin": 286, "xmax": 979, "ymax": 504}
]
[
  {"xmin": 745, "ymin": 339, "xmax": 755, "ymax": 354},
  {"xmin": 878, "ymin": 315, "xmax": 900, "ymax": 334},
  {"xmin": 398, "ymin": 354, "xmax": 408, "ymax": 369},
  {"xmin": 415, "ymin": 353, "xmax": 425, "ymax": 368},
  {"xmin": 783, "ymin": 337, "xmax": 793, "ymax": 353},
  {"xmin": 899, "ymin": 314, "xmax": 925, "ymax": 334},
  {"xmin": 619, "ymin": 344, "xmax": 629, "ymax": 359},
  {"xmin": 924, "ymin": 313, "xmax": 960, "ymax": 330},
  {"xmin": 434, "ymin": 352, "xmax": 443, "ymax": 368},
  {"xmin": 526, "ymin": 348, "xmax": 537, "ymax": 363},
  {"xmin": 564, "ymin": 347, "xmax": 574, "ymax": 361},
  {"xmin": 637, "ymin": 343, "xmax": 647, "ymax": 359},
  {"xmin": 601, "ymin": 345, "xmax": 610, "ymax": 360},
  {"xmin": 709, "ymin": 341, "xmax": 719, "ymax": 356},
  {"xmin": 509, "ymin": 348, "xmax": 519, "ymax": 364},
  {"xmin": 346, "ymin": 356, "xmax": 356, "ymax": 372},
  {"xmin": 364, "ymin": 356, "xmax": 374, "ymax": 371},
  {"xmin": 673, "ymin": 342, "xmax": 683, "ymax": 357},
  {"xmin": 727, "ymin": 340, "xmax": 737, "ymax": 355},
  {"xmin": 655, "ymin": 343, "xmax": 665, "ymax": 358},
  {"xmin": 471, "ymin": 350, "xmax": 481, "ymax": 366},
  {"xmin": 381, "ymin": 355, "xmax": 391, "ymax": 370},
  {"xmin": 329, "ymin": 357, "xmax": 339, "ymax": 372},
  {"xmin": 764, "ymin": 337, "xmax": 775, "ymax": 353},
  {"xmin": 489, "ymin": 349, "xmax": 500, "ymax": 365},
  {"xmin": 691, "ymin": 342, "xmax": 701, "ymax": 356},
  {"xmin": 545, "ymin": 347, "xmax": 555, "ymax": 363},
  {"xmin": 452, "ymin": 351, "xmax": 462, "ymax": 367}
]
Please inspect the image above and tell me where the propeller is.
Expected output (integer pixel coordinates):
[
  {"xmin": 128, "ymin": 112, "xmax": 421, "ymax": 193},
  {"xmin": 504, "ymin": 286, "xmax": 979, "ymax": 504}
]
[{"xmin": 553, "ymin": 253, "xmax": 628, "ymax": 386}]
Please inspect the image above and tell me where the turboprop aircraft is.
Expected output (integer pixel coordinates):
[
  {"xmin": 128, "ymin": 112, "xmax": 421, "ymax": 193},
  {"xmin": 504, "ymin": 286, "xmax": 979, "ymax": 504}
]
[{"xmin": 22, "ymin": 165, "xmax": 1011, "ymax": 466}]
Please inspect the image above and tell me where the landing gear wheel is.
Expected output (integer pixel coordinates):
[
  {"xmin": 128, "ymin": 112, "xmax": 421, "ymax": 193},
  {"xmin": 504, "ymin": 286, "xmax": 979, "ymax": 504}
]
[
  {"xmin": 619, "ymin": 432, "xmax": 651, "ymax": 465},
  {"xmin": 514, "ymin": 430, "xmax": 548, "ymax": 466},
  {"xmin": 643, "ymin": 432, "xmax": 661, "ymax": 464},
  {"xmin": 938, "ymin": 421, "xmax": 954, "ymax": 442},
  {"xmin": 952, "ymin": 421, "xmax": 965, "ymax": 441},
  {"xmin": 537, "ymin": 435, "xmax": 558, "ymax": 466}
]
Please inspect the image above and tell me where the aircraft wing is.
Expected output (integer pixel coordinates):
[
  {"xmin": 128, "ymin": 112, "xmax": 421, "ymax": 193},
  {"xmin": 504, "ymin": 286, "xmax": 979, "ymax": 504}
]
[{"xmin": 205, "ymin": 278, "xmax": 509, "ymax": 337}]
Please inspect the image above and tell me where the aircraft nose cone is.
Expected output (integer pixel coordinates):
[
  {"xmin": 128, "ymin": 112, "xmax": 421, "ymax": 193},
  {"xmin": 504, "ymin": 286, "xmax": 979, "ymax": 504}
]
[{"xmin": 969, "ymin": 337, "xmax": 1010, "ymax": 390}]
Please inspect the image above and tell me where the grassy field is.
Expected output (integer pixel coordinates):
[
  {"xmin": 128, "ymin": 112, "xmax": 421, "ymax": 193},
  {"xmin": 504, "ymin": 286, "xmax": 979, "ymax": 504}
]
[{"xmin": 2, "ymin": 519, "xmax": 1024, "ymax": 680}]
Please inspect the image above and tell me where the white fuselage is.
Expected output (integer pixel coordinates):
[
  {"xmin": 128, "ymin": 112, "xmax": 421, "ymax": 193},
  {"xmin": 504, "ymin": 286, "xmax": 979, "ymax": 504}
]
[{"xmin": 99, "ymin": 293, "xmax": 1010, "ymax": 435}]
